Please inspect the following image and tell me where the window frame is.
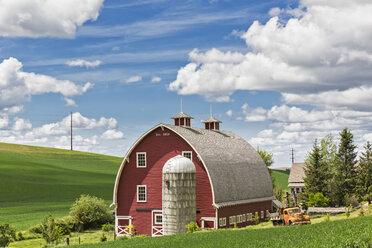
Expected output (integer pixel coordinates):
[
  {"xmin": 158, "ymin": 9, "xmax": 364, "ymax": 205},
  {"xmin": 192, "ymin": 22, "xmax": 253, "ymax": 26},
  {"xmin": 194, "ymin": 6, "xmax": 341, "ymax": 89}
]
[
  {"xmin": 261, "ymin": 211, "xmax": 264, "ymax": 219},
  {"xmin": 219, "ymin": 217, "xmax": 226, "ymax": 227},
  {"xmin": 137, "ymin": 185, "xmax": 147, "ymax": 202},
  {"xmin": 247, "ymin": 213, "xmax": 252, "ymax": 221},
  {"xmin": 136, "ymin": 152, "xmax": 147, "ymax": 168},
  {"xmin": 154, "ymin": 214, "xmax": 162, "ymax": 225},
  {"xmin": 182, "ymin": 151, "xmax": 192, "ymax": 161}
]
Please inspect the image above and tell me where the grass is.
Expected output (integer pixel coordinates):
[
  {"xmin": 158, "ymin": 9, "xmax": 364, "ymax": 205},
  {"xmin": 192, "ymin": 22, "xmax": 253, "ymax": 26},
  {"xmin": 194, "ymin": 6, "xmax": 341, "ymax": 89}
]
[
  {"xmin": 72, "ymin": 215, "xmax": 372, "ymax": 248},
  {"xmin": 271, "ymin": 169, "xmax": 290, "ymax": 191},
  {"xmin": 0, "ymin": 142, "xmax": 122, "ymax": 230}
]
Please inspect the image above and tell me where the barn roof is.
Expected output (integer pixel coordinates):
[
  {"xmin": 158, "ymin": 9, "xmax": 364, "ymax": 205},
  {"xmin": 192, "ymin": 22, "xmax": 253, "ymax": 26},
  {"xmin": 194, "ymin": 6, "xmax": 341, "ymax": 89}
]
[
  {"xmin": 288, "ymin": 163, "xmax": 306, "ymax": 184},
  {"xmin": 163, "ymin": 124, "xmax": 274, "ymax": 207},
  {"xmin": 170, "ymin": 112, "xmax": 194, "ymax": 119}
]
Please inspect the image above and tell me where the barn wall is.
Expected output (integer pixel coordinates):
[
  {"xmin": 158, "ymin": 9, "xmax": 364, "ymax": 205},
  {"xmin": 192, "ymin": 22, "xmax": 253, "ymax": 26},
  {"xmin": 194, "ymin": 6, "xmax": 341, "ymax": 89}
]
[
  {"xmin": 217, "ymin": 200, "xmax": 272, "ymax": 228},
  {"xmin": 116, "ymin": 127, "xmax": 215, "ymax": 236}
]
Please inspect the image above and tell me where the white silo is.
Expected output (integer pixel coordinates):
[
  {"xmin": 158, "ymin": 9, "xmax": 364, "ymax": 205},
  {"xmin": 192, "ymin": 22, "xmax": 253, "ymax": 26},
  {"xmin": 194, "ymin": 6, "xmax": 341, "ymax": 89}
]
[{"xmin": 162, "ymin": 155, "xmax": 196, "ymax": 235}]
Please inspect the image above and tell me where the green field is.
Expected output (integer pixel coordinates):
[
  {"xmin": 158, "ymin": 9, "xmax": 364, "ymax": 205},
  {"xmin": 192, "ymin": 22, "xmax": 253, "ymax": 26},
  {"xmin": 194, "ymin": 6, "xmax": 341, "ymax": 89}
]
[
  {"xmin": 0, "ymin": 142, "xmax": 122, "ymax": 230},
  {"xmin": 75, "ymin": 216, "xmax": 372, "ymax": 248},
  {"xmin": 271, "ymin": 169, "xmax": 290, "ymax": 191}
]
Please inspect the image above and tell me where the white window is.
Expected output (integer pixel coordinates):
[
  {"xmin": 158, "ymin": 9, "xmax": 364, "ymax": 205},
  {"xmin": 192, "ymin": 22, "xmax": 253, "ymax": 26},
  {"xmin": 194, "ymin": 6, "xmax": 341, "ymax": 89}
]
[
  {"xmin": 136, "ymin": 152, "xmax": 146, "ymax": 167},
  {"xmin": 242, "ymin": 214, "xmax": 246, "ymax": 222},
  {"xmin": 261, "ymin": 211, "xmax": 264, "ymax": 219},
  {"xmin": 155, "ymin": 214, "xmax": 162, "ymax": 224},
  {"xmin": 229, "ymin": 216, "xmax": 236, "ymax": 225},
  {"xmin": 219, "ymin": 217, "xmax": 226, "ymax": 227},
  {"xmin": 137, "ymin": 185, "xmax": 147, "ymax": 202},
  {"xmin": 247, "ymin": 213, "xmax": 252, "ymax": 221},
  {"xmin": 182, "ymin": 151, "xmax": 192, "ymax": 160},
  {"xmin": 229, "ymin": 216, "xmax": 233, "ymax": 225}
]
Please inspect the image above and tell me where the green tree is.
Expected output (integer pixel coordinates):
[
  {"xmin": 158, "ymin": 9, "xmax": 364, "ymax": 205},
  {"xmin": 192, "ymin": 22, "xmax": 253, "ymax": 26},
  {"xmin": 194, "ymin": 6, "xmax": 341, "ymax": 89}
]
[
  {"xmin": 70, "ymin": 195, "xmax": 113, "ymax": 230},
  {"xmin": 0, "ymin": 224, "xmax": 16, "ymax": 247},
  {"xmin": 304, "ymin": 140, "xmax": 328, "ymax": 196},
  {"xmin": 258, "ymin": 150, "xmax": 274, "ymax": 170},
  {"xmin": 333, "ymin": 128, "xmax": 357, "ymax": 205},
  {"xmin": 40, "ymin": 215, "xmax": 63, "ymax": 244},
  {"xmin": 356, "ymin": 142, "xmax": 372, "ymax": 204}
]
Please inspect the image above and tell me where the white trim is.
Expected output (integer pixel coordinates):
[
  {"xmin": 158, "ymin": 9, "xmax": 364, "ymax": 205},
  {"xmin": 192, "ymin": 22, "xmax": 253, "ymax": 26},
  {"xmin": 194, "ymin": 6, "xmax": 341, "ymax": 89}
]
[
  {"xmin": 154, "ymin": 214, "xmax": 162, "ymax": 225},
  {"xmin": 200, "ymin": 217, "xmax": 216, "ymax": 229},
  {"xmin": 182, "ymin": 151, "xmax": 192, "ymax": 161},
  {"xmin": 115, "ymin": 215, "xmax": 133, "ymax": 236},
  {"xmin": 213, "ymin": 196, "xmax": 275, "ymax": 209},
  {"xmin": 137, "ymin": 185, "xmax": 147, "ymax": 202},
  {"xmin": 136, "ymin": 152, "xmax": 147, "ymax": 168},
  {"xmin": 113, "ymin": 124, "xmax": 216, "ymax": 207},
  {"xmin": 152, "ymin": 210, "xmax": 163, "ymax": 237}
]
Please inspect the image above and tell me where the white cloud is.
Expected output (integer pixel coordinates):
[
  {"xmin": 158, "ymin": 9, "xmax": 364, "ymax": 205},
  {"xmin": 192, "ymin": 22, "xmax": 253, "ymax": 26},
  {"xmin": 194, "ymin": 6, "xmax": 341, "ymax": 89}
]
[
  {"xmin": 125, "ymin": 76, "xmax": 142, "ymax": 83},
  {"xmin": 101, "ymin": 129, "xmax": 124, "ymax": 140},
  {"xmin": 0, "ymin": 57, "xmax": 93, "ymax": 110},
  {"xmin": 66, "ymin": 59, "xmax": 102, "ymax": 68},
  {"xmin": 169, "ymin": 1, "xmax": 372, "ymax": 101},
  {"xmin": 64, "ymin": 97, "xmax": 77, "ymax": 107},
  {"xmin": 27, "ymin": 112, "xmax": 117, "ymax": 138},
  {"xmin": 0, "ymin": 116, "xmax": 9, "ymax": 129},
  {"xmin": 0, "ymin": 0, "xmax": 104, "ymax": 38},
  {"xmin": 12, "ymin": 118, "xmax": 32, "ymax": 131},
  {"xmin": 226, "ymin": 109, "xmax": 233, "ymax": 117},
  {"xmin": 151, "ymin": 76, "xmax": 162, "ymax": 83},
  {"xmin": 241, "ymin": 103, "xmax": 267, "ymax": 122}
]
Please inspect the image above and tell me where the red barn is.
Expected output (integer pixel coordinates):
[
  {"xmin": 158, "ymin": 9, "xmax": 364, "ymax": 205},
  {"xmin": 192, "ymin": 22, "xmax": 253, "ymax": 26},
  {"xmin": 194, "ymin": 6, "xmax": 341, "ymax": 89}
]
[{"xmin": 112, "ymin": 110, "xmax": 274, "ymax": 237}]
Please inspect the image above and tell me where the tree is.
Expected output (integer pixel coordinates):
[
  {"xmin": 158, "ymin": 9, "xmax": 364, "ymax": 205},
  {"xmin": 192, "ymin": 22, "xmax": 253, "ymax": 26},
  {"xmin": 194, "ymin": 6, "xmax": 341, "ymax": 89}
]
[
  {"xmin": 40, "ymin": 215, "xmax": 63, "ymax": 244},
  {"xmin": 258, "ymin": 150, "xmax": 274, "ymax": 173},
  {"xmin": 304, "ymin": 140, "xmax": 328, "ymax": 196},
  {"xmin": 70, "ymin": 195, "xmax": 113, "ymax": 230},
  {"xmin": 356, "ymin": 142, "xmax": 372, "ymax": 204},
  {"xmin": 0, "ymin": 224, "xmax": 16, "ymax": 247},
  {"xmin": 333, "ymin": 128, "xmax": 357, "ymax": 205}
]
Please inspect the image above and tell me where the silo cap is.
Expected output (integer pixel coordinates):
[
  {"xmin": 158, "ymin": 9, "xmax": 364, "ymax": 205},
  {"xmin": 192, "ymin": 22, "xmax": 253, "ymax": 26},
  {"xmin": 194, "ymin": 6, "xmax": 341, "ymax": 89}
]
[{"xmin": 163, "ymin": 155, "xmax": 196, "ymax": 173}]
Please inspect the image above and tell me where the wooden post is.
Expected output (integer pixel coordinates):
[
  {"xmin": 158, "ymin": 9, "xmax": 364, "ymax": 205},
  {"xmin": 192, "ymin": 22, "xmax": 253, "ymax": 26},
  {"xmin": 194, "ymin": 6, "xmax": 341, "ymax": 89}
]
[
  {"xmin": 66, "ymin": 237, "xmax": 69, "ymax": 246},
  {"xmin": 114, "ymin": 231, "xmax": 116, "ymax": 240},
  {"xmin": 79, "ymin": 237, "xmax": 80, "ymax": 245}
]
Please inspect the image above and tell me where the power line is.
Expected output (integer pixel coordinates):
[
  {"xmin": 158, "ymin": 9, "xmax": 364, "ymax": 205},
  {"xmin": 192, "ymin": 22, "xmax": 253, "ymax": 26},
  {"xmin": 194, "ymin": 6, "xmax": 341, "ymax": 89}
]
[{"xmin": 290, "ymin": 148, "xmax": 295, "ymax": 164}]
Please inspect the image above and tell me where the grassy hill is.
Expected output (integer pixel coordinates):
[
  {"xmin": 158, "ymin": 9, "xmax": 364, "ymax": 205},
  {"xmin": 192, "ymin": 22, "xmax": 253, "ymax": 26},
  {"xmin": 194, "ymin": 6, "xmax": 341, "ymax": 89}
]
[
  {"xmin": 0, "ymin": 143, "xmax": 122, "ymax": 230},
  {"xmin": 271, "ymin": 169, "xmax": 290, "ymax": 191},
  {"xmin": 76, "ymin": 216, "xmax": 372, "ymax": 248}
]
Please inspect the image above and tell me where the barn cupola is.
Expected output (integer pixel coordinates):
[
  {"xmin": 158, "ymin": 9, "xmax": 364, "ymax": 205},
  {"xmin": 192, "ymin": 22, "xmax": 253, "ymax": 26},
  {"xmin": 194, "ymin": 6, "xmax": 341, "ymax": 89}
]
[
  {"xmin": 201, "ymin": 105, "xmax": 222, "ymax": 131},
  {"xmin": 170, "ymin": 99, "xmax": 193, "ymax": 127}
]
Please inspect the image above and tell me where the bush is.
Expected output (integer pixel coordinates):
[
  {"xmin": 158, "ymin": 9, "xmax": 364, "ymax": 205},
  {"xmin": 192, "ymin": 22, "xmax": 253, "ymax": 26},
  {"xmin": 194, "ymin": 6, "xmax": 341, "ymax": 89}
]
[
  {"xmin": 345, "ymin": 207, "xmax": 350, "ymax": 218},
  {"xmin": 347, "ymin": 195, "xmax": 359, "ymax": 208},
  {"xmin": 70, "ymin": 195, "xmax": 113, "ymax": 230},
  {"xmin": 252, "ymin": 212, "xmax": 260, "ymax": 225},
  {"xmin": 40, "ymin": 215, "xmax": 63, "ymax": 244},
  {"xmin": 307, "ymin": 193, "xmax": 330, "ymax": 207},
  {"xmin": 186, "ymin": 221, "xmax": 199, "ymax": 233},
  {"xmin": 100, "ymin": 233, "xmax": 107, "ymax": 242},
  {"xmin": 102, "ymin": 223, "xmax": 115, "ymax": 233},
  {"xmin": 17, "ymin": 232, "xmax": 24, "ymax": 241},
  {"xmin": 55, "ymin": 216, "xmax": 77, "ymax": 235},
  {"xmin": 0, "ymin": 224, "xmax": 16, "ymax": 247},
  {"xmin": 324, "ymin": 214, "xmax": 330, "ymax": 222},
  {"xmin": 28, "ymin": 224, "xmax": 42, "ymax": 234},
  {"xmin": 359, "ymin": 208, "xmax": 365, "ymax": 217},
  {"xmin": 273, "ymin": 187, "xmax": 283, "ymax": 202}
]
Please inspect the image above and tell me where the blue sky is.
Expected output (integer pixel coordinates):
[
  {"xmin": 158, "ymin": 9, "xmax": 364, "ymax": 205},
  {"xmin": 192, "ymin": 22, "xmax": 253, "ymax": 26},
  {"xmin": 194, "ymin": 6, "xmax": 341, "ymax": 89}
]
[{"xmin": 1, "ymin": 0, "xmax": 372, "ymax": 167}]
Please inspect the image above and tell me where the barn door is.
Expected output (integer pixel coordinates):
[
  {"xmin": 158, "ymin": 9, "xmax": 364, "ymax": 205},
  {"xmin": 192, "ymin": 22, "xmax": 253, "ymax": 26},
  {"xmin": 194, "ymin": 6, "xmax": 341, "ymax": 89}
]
[{"xmin": 152, "ymin": 210, "xmax": 163, "ymax": 237}]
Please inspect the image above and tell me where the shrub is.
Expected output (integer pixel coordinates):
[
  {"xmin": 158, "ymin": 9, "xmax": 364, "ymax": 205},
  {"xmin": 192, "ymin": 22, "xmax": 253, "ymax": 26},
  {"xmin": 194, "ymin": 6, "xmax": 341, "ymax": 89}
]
[
  {"xmin": 55, "ymin": 216, "xmax": 78, "ymax": 235},
  {"xmin": 70, "ymin": 195, "xmax": 113, "ymax": 230},
  {"xmin": 347, "ymin": 195, "xmax": 359, "ymax": 208},
  {"xmin": 40, "ymin": 215, "xmax": 63, "ymax": 244},
  {"xmin": 102, "ymin": 223, "xmax": 115, "ymax": 233},
  {"xmin": 17, "ymin": 232, "xmax": 24, "ymax": 241},
  {"xmin": 0, "ymin": 224, "xmax": 16, "ymax": 247},
  {"xmin": 307, "ymin": 193, "xmax": 330, "ymax": 207},
  {"xmin": 100, "ymin": 233, "xmax": 107, "ymax": 242},
  {"xmin": 252, "ymin": 212, "xmax": 260, "ymax": 225},
  {"xmin": 359, "ymin": 208, "xmax": 365, "ymax": 217},
  {"xmin": 186, "ymin": 221, "xmax": 199, "ymax": 233},
  {"xmin": 345, "ymin": 207, "xmax": 350, "ymax": 218},
  {"xmin": 28, "ymin": 224, "xmax": 42, "ymax": 234},
  {"xmin": 324, "ymin": 214, "xmax": 330, "ymax": 222},
  {"xmin": 273, "ymin": 187, "xmax": 283, "ymax": 202}
]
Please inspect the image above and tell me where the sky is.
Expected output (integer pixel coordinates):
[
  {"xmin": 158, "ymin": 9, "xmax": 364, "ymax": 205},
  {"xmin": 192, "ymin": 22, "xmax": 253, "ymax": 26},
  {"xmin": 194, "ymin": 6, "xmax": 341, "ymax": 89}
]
[{"xmin": 1, "ymin": 0, "xmax": 372, "ymax": 167}]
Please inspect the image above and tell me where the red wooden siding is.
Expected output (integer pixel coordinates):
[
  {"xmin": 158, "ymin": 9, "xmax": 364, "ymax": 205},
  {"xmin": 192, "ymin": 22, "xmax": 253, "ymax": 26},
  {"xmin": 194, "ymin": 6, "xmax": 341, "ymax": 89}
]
[
  {"xmin": 116, "ymin": 127, "xmax": 215, "ymax": 236},
  {"xmin": 217, "ymin": 200, "xmax": 272, "ymax": 228}
]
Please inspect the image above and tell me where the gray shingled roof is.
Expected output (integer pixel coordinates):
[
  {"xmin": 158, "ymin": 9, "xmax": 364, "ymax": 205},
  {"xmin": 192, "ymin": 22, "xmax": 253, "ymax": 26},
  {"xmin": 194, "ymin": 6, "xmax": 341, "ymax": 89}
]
[
  {"xmin": 201, "ymin": 116, "xmax": 222, "ymax": 123},
  {"xmin": 170, "ymin": 112, "xmax": 194, "ymax": 119},
  {"xmin": 288, "ymin": 163, "xmax": 306, "ymax": 183},
  {"xmin": 164, "ymin": 124, "xmax": 274, "ymax": 207}
]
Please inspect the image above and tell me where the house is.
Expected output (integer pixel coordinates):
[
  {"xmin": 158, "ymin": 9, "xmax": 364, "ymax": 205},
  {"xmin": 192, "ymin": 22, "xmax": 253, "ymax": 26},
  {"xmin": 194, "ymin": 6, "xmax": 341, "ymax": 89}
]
[
  {"xmin": 112, "ymin": 108, "xmax": 274, "ymax": 237},
  {"xmin": 288, "ymin": 163, "xmax": 306, "ymax": 194}
]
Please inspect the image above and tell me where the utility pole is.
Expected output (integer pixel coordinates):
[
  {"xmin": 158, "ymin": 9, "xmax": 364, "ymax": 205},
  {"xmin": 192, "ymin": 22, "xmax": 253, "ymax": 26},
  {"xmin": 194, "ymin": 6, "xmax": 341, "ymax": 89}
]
[
  {"xmin": 70, "ymin": 112, "xmax": 73, "ymax": 151},
  {"xmin": 290, "ymin": 148, "xmax": 294, "ymax": 164}
]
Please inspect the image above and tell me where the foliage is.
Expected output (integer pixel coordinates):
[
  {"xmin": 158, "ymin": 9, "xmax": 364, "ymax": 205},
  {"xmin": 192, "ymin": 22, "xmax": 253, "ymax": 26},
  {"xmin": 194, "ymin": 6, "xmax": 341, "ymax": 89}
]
[
  {"xmin": 359, "ymin": 208, "xmax": 365, "ymax": 217},
  {"xmin": 0, "ymin": 142, "xmax": 121, "ymax": 231},
  {"xmin": 257, "ymin": 150, "xmax": 274, "ymax": 169},
  {"xmin": 307, "ymin": 193, "xmax": 330, "ymax": 207},
  {"xmin": 70, "ymin": 195, "xmax": 113, "ymax": 230},
  {"xmin": 324, "ymin": 214, "xmax": 330, "ymax": 222},
  {"xmin": 304, "ymin": 140, "xmax": 328, "ymax": 196},
  {"xmin": 55, "ymin": 216, "xmax": 78, "ymax": 235},
  {"xmin": 17, "ymin": 232, "xmax": 24, "ymax": 241},
  {"xmin": 345, "ymin": 207, "xmax": 350, "ymax": 218},
  {"xmin": 333, "ymin": 128, "xmax": 357, "ymax": 206},
  {"xmin": 100, "ymin": 233, "xmax": 107, "ymax": 242},
  {"xmin": 346, "ymin": 195, "xmax": 359, "ymax": 208},
  {"xmin": 40, "ymin": 215, "xmax": 63, "ymax": 244},
  {"xmin": 356, "ymin": 142, "xmax": 372, "ymax": 204},
  {"xmin": 273, "ymin": 187, "xmax": 283, "ymax": 202},
  {"xmin": 252, "ymin": 212, "xmax": 260, "ymax": 225},
  {"xmin": 186, "ymin": 221, "xmax": 199, "ymax": 233},
  {"xmin": 102, "ymin": 223, "xmax": 115, "ymax": 233},
  {"xmin": 77, "ymin": 216, "xmax": 372, "ymax": 248},
  {"xmin": 0, "ymin": 223, "xmax": 16, "ymax": 247}
]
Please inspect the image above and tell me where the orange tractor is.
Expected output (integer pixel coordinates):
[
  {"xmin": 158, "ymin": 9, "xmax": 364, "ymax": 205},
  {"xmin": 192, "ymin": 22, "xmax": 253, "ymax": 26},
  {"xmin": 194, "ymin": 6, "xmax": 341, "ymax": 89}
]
[{"xmin": 271, "ymin": 192, "xmax": 311, "ymax": 226}]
